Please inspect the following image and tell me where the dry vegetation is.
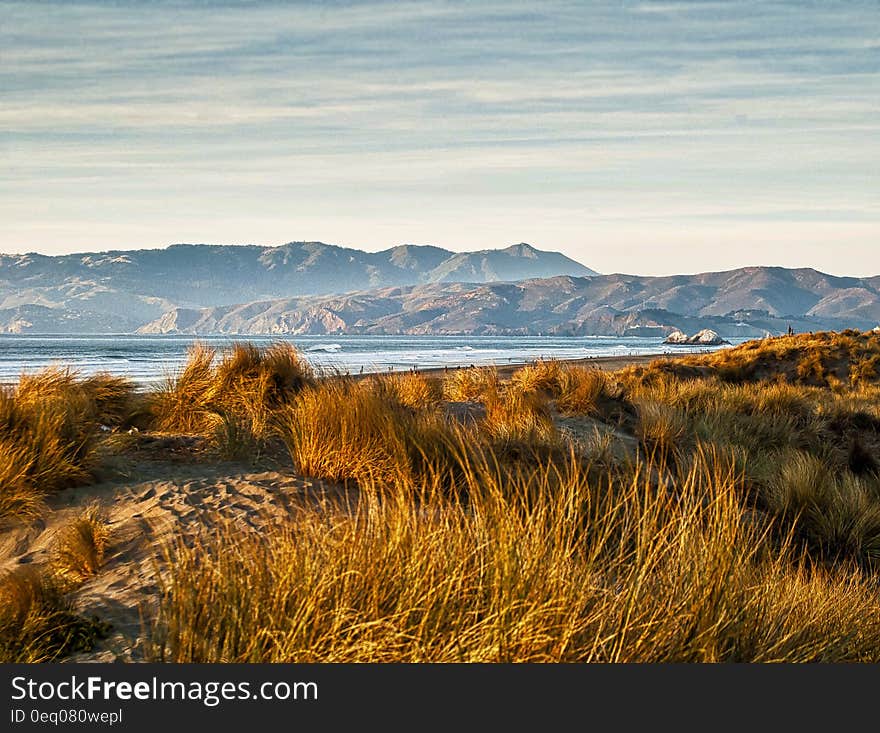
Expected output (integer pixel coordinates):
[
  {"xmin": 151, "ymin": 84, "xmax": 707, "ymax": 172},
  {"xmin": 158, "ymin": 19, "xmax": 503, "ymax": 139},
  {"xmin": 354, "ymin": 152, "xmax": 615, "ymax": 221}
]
[
  {"xmin": 6, "ymin": 331, "xmax": 880, "ymax": 662},
  {"xmin": 0, "ymin": 504, "xmax": 113, "ymax": 662},
  {"xmin": 150, "ymin": 341, "xmax": 315, "ymax": 459},
  {"xmin": 0, "ymin": 369, "xmax": 136, "ymax": 521},
  {"xmin": 51, "ymin": 503, "xmax": 112, "ymax": 584}
]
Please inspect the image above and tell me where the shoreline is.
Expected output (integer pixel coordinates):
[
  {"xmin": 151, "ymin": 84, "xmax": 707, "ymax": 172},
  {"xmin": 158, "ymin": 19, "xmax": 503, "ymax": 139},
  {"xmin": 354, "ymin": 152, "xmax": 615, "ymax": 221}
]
[
  {"xmin": 377, "ymin": 351, "xmax": 702, "ymax": 381},
  {"xmin": 0, "ymin": 350, "xmax": 707, "ymax": 389}
]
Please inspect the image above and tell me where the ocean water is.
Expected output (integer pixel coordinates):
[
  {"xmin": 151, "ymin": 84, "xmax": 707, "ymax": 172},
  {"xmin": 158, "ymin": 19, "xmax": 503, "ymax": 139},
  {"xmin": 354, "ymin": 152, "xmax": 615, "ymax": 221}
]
[{"xmin": 0, "ymin": 334, "xmax": 744, "ymax": 385}]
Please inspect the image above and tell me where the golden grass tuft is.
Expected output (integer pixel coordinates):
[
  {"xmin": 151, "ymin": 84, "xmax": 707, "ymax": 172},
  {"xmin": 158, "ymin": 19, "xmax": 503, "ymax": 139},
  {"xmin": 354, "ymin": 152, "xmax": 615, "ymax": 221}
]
[
  {"xmin": 0, "ymin": 566, "xmax": 108, "ymax": 662},
  {"xmin": 150, "ymin": 341, "xmax": 315, "ymax": 457},
  {"xmin": 483, "ymin": 386, "xmax": 558, "ymax": 447},
  {"xmin": 52, "ymin": 503, "xmax": 112, "ymax": 584},
  {"xmin": 0, "ymin": 367, "xmax": 136, "ymax": 521},
  {"xmin": 369, "ymin": 372, "xmax": 443, "ymax": 410},
  {"xmin": 280, "ymin": 379, "xmax": 411, "ymax": 484},
  {"xmin": 16, "ymin": 368, "xmax": 137, "ymax": 427},
  {"xmin": 764, "ymin": 451, "xmax": 880, "ymax": 566},
  {"xmin": 635, "ymin": 399, "xmax": 688, "ymax": 455},
  {"xmin": 148, "ymin": 446, "xmax": 880, "ymax": 662},
  {"xmin": 151, "ymin": 343, "xmax": 220, "ymax": 434},
  {"xmin": 279, "ymin": 378, "xmax": 463, "ymax": 486},
  {"xmin": 509, "ymin": 359, "xmax": 566, "ymax": 396},
  {"xmin": 443, "ymin": 366, "xmax": 498, "ymax": 402},
  {"xmin": 556, "ymin": 368, "xmax": 615, "ymax": 415}
]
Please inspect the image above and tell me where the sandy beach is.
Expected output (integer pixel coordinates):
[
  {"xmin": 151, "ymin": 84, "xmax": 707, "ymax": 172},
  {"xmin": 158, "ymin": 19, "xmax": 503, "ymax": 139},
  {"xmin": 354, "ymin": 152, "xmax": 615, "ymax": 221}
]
[{"xmin": 412, "ymin": 351, "xmax": 697, "ymax": 380}]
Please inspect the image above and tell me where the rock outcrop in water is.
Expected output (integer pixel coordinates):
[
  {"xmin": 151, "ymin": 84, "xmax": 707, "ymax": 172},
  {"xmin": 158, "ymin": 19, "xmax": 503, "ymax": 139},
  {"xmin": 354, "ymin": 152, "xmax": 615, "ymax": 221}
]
[
  {"xmin": 664, "ymin": 329, "xmax": 730, "ymax": 345},
  {"xmin": 664, "ymin": 330, "xmax": 690, "ymax": 345}
]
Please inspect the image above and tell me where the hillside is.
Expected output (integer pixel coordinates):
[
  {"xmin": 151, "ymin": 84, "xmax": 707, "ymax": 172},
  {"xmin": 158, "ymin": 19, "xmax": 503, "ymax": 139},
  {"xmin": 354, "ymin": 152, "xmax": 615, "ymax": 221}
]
[
  {"xmin": 0, "ymin": 241, "xmax": 595, "ymax": 332},
  {"xmin": 138, "ymin": 269, "xmax": 880, "ymax": 337},
  {"xmin": 2, "ymin": 241, "xmax": 879, "ymax": 336}
]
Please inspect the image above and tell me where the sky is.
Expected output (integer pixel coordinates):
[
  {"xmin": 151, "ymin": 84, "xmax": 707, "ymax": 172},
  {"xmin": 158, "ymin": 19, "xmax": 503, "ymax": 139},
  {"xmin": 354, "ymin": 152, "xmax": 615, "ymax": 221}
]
[{"xmin": 1, "ymin": 0, "xmax": 878, "ymax": 276}]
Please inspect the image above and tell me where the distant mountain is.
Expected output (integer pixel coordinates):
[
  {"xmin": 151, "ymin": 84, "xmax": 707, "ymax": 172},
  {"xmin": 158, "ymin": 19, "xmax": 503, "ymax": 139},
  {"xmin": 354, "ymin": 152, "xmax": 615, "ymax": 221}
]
[
  {"xmin": 0, "ymin": 304, "xmax": 143, "ymax": 335},
  {"xmin": 136, "ymin": 268, "xmax": 880, "ymax": 338},
  {"xmin": 2, "ymin": 242, "xmax": 878, "ymax": 337},
  {"xmin": 0, "ymin": 241, "xmax": 597, "ymax": 330}
]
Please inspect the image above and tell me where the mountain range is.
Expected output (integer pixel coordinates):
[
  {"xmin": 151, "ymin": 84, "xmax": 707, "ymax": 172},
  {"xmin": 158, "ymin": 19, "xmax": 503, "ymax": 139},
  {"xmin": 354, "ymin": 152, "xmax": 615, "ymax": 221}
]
[
  {"xmin": 0, "ymin": 241, "xmax": 878, "ymax": 337},
  {"xmin": 0, "ymin": 241, "xmax": 593, "ymax": 332}
]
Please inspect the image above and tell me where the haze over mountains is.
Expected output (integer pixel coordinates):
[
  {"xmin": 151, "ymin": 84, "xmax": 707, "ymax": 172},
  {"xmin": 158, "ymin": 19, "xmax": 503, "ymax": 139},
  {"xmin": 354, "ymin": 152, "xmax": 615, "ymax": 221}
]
[
  {"xmin": 0, "ymin": 241, "xmax": 593, "ymax": 332},
  {"xmin": 0, "ymin": 241, "xmax": 878, "ymax": 337}
]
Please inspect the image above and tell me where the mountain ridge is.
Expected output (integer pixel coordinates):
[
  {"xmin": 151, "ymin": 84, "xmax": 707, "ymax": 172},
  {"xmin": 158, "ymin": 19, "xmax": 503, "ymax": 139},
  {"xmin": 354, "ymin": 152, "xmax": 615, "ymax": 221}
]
[
  {"xmin": 135, "ymin": 267, "xmax": 880, "ymax": 338},
  {"xmin": 2, "ymin": 242, "xmax": 879, "ymax": 336},
  {"xmin": 0, "ymin": 241, "xmax": 597, "ymax": 321}
]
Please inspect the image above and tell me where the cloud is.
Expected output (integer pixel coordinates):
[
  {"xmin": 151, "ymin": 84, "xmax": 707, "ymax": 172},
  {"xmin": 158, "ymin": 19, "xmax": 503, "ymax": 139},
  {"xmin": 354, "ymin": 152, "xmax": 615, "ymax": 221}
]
[{"xmin": 0, "ymin": 0, "xmax": 878, "ymax": 272}]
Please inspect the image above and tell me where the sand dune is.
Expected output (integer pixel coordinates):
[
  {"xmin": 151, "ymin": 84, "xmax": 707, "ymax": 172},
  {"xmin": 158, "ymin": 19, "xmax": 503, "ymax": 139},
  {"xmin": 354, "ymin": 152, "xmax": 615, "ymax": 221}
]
[{"xmin": 1, "ymin": 446, "xmax": 333, "ymax": 662}]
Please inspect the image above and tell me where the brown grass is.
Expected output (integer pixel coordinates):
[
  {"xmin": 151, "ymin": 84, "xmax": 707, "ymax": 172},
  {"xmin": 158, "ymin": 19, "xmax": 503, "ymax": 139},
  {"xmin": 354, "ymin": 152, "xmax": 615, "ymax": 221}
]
[
  {"xmin": 443, "ymin": 366, "xmax": 498, "ymax": 402},
  {"xmin": 556, "ymin": 368, "xmax": 615, "ymax": 415},
  {"xmin": 150, "ymin": 341, "xmax": 315, "ymax": 457},
  {"xmin": 0, "ymin": 566, "xmax": 108, "ymax": 662},
  {"xmin": 645, "ymin": 330, "xmax": 880, "ymax": 387},
  {"xmin": 151, "ymin": 343, "xmax": 217, "ymax": 433},
  {"xmin": 483, "ymin": 386, "xmax": 559, "ymax": 447},
  {"xmin": 368, "ymin": 372, "xmax": 443, "ymax": 410},
  {"xmin": 634, "ymin": 400, "xmax": 688, "ymax": 455},
  {"xmin": 149, "ymin": 445, "xmax": 880, "ymax": 662},
  {"xmin": 52, "ymin": 503, "xmax": 112, "ymax": 584},
  {"xmin": 279, "ymin": 378, "xmax": 463, "ymax": 486},
  {"xmin": 0, "ymin": 369, "xmax": 136, "ymax": 521},
  {"xmin": 509, "ymin": 359, "xmax": 567, "ymax": 397},
  {"xmin": 14, "ymin": 334, "xmax": 880, "ymax": 662}
]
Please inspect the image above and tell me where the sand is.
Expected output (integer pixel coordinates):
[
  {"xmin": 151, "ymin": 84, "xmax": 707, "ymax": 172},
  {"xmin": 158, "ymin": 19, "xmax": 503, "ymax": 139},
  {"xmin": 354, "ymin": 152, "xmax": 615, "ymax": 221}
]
[
  {"xmin": 415, "ymin": 352, "xmax": 690, "ymax": 380},
  {"xmin": 1, "ymin": 441, "xmax": 335, "ymax": 662}
]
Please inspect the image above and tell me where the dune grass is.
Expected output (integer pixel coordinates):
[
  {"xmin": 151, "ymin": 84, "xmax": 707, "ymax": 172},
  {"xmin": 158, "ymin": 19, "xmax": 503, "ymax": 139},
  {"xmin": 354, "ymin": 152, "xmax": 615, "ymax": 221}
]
[
  {"xmin": 443, "ymin": 365, "xmax": 498, "ymax": 402},
  {"xmin": 150, "ymin": 341, "xmax": 315, "ymax": 458},
  {"xmin": 368, "ymin": 372, "xmax": 443, "ymax": 410},
  {"xmin": 52, "ymin": 503, "xmax": 112, "ymax": 584},
  {"xmin": 1, "ymin": 506, "xmax": 113, "ymax": 662},
  {"xmin": 0, "ymin": 369, "xmax": 137, "ymax": 522},
  {"xmin": 0, "ymin": 562, "xmax": 109, "ymax": 663},
  {"xmin": 641, "ymin": 329, "xmax": 880, "ymax": 388},
  {"xmin": 483, "ymin": 385, "xmax": 559, "ymax": 448},
  {"xmin": 149, "ymin": 444, "xmax": 880, "ymax": 662},
  {"xmin": 278, "ymin": 378, "xmax": 466, "ymax": 486},
  {"xmin": 146, "ymin": 332, "xmax": 880, "ymax": 662},
  {"xmin": 9, "ymin": 332, "xmax": 880, "ymax": 663}
]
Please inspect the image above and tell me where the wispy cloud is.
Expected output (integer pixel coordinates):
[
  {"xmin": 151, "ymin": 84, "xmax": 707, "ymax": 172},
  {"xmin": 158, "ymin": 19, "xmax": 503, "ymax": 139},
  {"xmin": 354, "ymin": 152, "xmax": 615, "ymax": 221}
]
[{"xmin": 1, "ymin": 0, "xmax": 878, "ymax": 274}]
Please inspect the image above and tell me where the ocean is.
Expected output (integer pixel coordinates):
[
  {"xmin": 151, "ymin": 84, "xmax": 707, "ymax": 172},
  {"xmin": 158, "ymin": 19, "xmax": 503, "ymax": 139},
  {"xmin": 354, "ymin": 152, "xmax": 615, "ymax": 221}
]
[{"xmin": 0, "ymin": 334, "xmax": 744, "ymax": 385}]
